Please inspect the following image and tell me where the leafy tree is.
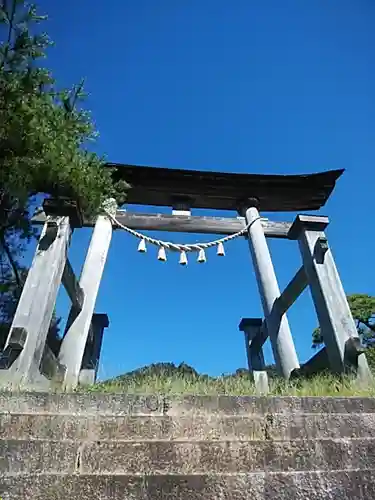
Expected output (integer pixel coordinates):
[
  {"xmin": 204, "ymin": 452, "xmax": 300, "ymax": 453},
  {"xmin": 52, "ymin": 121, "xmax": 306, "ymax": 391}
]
[
  {"xmin": 312, "ymin": 294, "xmax": 375, "ymax": 349},
  {"xmin": 0, "ymin": 0, "xmax": 129, "ymax": 346}
]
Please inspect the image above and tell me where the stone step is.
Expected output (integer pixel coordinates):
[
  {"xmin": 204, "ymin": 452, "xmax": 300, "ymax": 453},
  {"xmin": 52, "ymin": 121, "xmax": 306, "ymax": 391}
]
[
  {"xmin": 0, "ymin": 392, "xmax": 165, "ymax": 416},
  {"xmin": 2, "ymin": 412, "xmax": 375, "ymax": 441},
  {"xmin": 1, "ymin": 470, "xmax": 374, "ymax": 500},
  {"xmin": 2, "ymin": 392, "xmax": 375, "ymax": 416},
  {"xmin": 1, "ymin": 438, "xmax": 375, "ymax": 475}
]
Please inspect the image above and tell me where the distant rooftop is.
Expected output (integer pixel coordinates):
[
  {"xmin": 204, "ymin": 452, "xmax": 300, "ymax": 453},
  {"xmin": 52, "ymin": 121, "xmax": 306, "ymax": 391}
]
[{"xmin": 107, "ymin": 163, "xmax": 344, "ymax": 212}]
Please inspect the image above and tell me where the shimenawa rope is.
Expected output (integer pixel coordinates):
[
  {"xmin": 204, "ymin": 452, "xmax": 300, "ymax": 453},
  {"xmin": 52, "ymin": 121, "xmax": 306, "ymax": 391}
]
[{"xmin": 104, "ymin": 207, "xmax": 262, "ymax": 264}]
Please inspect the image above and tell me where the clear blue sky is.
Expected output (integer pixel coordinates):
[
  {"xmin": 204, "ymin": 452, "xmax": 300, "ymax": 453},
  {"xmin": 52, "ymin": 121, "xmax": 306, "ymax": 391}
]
[{"xmin": 29, "ymin": 0, "xmax": 374, "ymax": 379}]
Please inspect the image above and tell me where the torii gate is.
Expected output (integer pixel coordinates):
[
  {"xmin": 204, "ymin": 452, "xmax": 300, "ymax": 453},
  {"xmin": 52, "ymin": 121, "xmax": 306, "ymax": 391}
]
[{"xmin": 0, "ymin": 164, "xmax": 371, "ymax": 390}]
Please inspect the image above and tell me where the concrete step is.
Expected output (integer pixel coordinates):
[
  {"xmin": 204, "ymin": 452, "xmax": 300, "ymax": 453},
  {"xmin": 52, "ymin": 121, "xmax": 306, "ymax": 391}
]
[
  {"xmin": 0, "ymin": 392, "xmax": 165, "ymax": 416},
  {"xmin": 1, "ymin": 470, "xmax": 374, "ymax": 500},
  {"xmin": 1, "ymin": 438, "xmax": 375, "ymax": 475},
  {"xmin": 1, "ymin": 393, "xmax": 375, "ymax": 499},
  {"xmin": 2, "ymin": 412, "xmax": 375, "ymax": 441},
  {"xmin": 2, "ymin": 392, "xmax": 375, "ymax": 416}
]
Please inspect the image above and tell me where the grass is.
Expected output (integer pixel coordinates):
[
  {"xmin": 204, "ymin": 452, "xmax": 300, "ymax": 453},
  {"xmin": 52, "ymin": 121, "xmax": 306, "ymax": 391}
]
[
  {"xmin": 82, "ymin": 349, "xmax": 375, "ymax": 397},
  {"xmin": 84, "ymin": 365, "xmax": 375, "ymax": 397}
]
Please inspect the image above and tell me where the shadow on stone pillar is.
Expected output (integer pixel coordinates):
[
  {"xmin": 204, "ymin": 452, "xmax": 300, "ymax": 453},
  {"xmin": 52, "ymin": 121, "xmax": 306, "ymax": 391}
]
[
  {"xmin": 78, "ymin": 313, "xmax": 109, "ymax": 386},
  {"xmin": 239, "ymin": 318, "xmax": 269, "ymax": 395}
]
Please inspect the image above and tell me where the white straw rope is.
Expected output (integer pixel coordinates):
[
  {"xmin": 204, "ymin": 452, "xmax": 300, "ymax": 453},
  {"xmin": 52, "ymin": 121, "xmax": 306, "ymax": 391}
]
[{"xmin": 104, "ymin": 210, "xmax": 262, "ymax": 253}]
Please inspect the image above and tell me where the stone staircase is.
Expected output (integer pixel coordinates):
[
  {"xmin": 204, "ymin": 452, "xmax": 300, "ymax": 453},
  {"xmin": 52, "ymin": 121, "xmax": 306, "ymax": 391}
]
[{"xmin": 1, "ymin": 392, "xmax": 375, "ymax": 499}]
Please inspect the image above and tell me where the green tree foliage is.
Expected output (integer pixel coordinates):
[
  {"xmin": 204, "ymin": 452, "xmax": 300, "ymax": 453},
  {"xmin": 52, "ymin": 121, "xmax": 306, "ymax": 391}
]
[
  {"xmin": 0, "ymin": 0, "xmax": 129, "ymax": 345},
  {"xmin": 312, "ymin": 294, "xmax": 375, "ymax": 348}
]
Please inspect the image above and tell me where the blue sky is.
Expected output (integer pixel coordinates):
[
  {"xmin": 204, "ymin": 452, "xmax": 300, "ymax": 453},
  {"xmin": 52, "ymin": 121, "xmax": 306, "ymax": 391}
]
[{"xmin": 27, "ymin": 0, "xmax": 375, "ymax": 379}]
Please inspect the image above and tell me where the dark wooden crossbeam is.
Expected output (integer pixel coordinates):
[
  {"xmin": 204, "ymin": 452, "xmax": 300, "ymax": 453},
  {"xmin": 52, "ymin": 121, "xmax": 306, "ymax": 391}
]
[
  {"xmin": 62, "ymin": 259, "xmax": 84, "ymax": 311},
  {"xmin": 107, "ymin": 163, "xmax": 344, "ymax": 212}
]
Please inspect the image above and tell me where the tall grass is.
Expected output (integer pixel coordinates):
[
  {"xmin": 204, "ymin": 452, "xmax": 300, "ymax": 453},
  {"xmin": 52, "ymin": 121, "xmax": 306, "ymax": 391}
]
[{"xmin": 85, "ymin": 370, "xmax": 375, "ymax": 397}]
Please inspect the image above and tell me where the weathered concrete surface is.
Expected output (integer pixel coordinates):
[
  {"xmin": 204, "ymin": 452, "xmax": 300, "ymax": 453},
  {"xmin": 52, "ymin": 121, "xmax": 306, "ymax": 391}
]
[
  {"xmin": 2, "ymin": 392, "xmax": 375, "ymax": 414},
  {"xmin": 0, "ymin": 392, "xmax": 164, "ymax": 415},
  {"xmin": 1, "ymin": 393, "xmax": 375, "ymax": 499},
  {"xmin": 1, "ymin": 471, "xmax": 374, "ymax": 500},
  {"xmin": 0, "ymin": 440, "xmax": 78, "ymax": 474},
  {"xmin": 165, "ymin": 394, "xmax": 375, "ymax": 415},
  {"xmin": 1, "ymin": 438, "xmax": 375, "ymax": 474},
  {"xmin": 2, "ymin": 412, "xmax": 375, "ymax": 441},
  {"xmin": 264, "ymin": 470, "xmax": 375, "ymax": 500}
]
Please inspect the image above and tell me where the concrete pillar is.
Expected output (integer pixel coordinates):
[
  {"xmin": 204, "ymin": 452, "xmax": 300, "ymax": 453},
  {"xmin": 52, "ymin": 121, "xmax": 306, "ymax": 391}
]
[
  {"xmin": 0, "ymin": 216, "xmax": 71, "ymax": 389},
  {"xmin": 239, "ymin": 318, "xmax": 269, "ymax": 394},
  {"xmin": 79, "ymin": 313, "xmax": 109, "ymax": 385},
  {"xmin": 244, "ymin": 205, "xmax": 300, "ymax": 378},
  {"xmin": 289, "ymin": 215, "xmax": 372, "ymax": 383}
]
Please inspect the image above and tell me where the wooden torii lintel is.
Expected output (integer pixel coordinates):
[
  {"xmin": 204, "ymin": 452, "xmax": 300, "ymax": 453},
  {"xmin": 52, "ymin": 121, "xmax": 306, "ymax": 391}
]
[{"xmin": 32, "ymin": 209, "xmax": 293, "ymax": 238}]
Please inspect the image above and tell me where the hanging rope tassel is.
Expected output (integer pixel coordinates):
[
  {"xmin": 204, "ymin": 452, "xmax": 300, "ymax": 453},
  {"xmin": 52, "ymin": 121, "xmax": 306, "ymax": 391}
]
[
  {"xmin": 104, "ymin": 209, "xmax": 262, "ymax": 267},
  {"xmin": 158, "ymin": 246, "xmax": 167, "ymax": 262},
  {"xmin": 197, "ymin": 248, "xmax": 206, "ymax": 263},
  {"xmin": 138, "ymin": 239, "xmax": 147, "ymax": 253},
  {"xmin": 179, "ymin": 250, "xmax": 188, "ymax": 266},
  {"xmin": 217, "ymin": 241, "xmax": 225, "ymax": 256}
]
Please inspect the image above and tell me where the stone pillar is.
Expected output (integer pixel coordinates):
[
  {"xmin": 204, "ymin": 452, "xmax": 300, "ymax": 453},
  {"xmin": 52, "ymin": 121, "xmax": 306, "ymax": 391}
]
[
  {"xmin": 0, "ymin": 216, "xmax": 71, "ymax": 389},
  {"xmin": 244, "ymin": 205, "xmax": 300, "ymax": 378},
  {"xmin": 79, "ymin": 313, "xmax": 109, "ymax": 385},
  {"xmin": 289, "ymin": 215, "xmax": 372, "ymax": 383},
  {"xmin": 58, "ymin": 199, "xmax": 116, "ymax": 389},
  {"xmin": 239, "ymin": 318, "xmax": 269, "ymax": 394}
]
